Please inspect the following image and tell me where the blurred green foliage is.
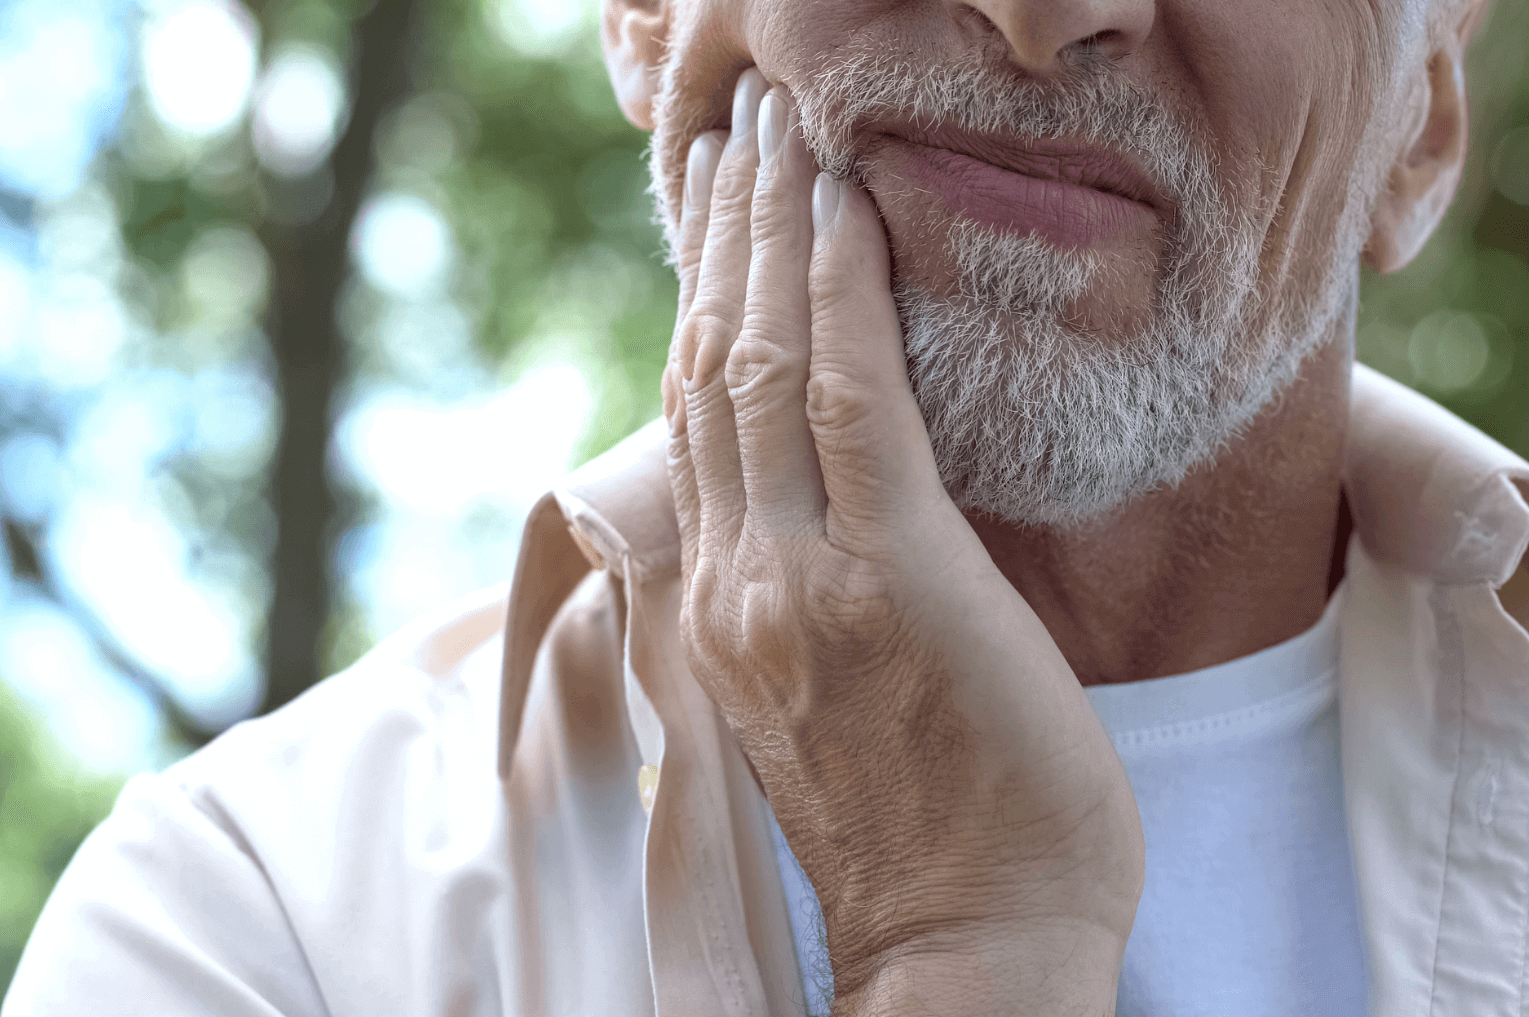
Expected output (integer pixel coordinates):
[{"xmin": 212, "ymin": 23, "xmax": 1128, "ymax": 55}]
[
  {"xmin": 318, "ymin": 0, "xmax": 678, "ymax": 668},
  {"xmin": 1357, "ymin": 0, "xmax": 1529, "ymax": 448},
  {"xmin": 2, "ymin": 2, "xmax": 678, "ymax": 990},
  {"xmin": 427, "ymin": 0, "xmax": 676, "ymax": 463},
  {"xmin": 0, "ymin": 681, "xmax": 124, "ymax": 990}
]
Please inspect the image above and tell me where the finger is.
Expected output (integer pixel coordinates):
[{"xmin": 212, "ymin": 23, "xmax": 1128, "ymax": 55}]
[
  {"xmin": 681, "ymin": 67, "xmax": 768, "ymax": 384},
  {"xmin": 665, "ymin": 131, "xmax": 725, "ymax": 432},
  {"xmin": 681, "ymin": 67, "xmax": 770, "ymax": 550},
  {"xmin": 806, "ymin": 175, "xmax": 949, "ymax": 546},
  {"xmin": 727, "ymin": 88, "xmax": 826, "ymax": 534},
  {"xmin": 674, "ymin": 131, "xmax": 726, "ymax": 328},
  {"xmin": 664, "ymin": 132, "xmax": 725, "ymax": 585}
]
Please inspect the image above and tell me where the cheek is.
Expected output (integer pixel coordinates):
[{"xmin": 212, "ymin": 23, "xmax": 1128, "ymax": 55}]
[
  {"xmin": 742, "ymin": 1, "xmax": 962, "ymax": 99},
  {"xmin": 653, "ymin": 0, "xmax": 887, "ymax": 208},
  {"xmin": 645, "ymin": 2, "xmax": 752, "ymax": 223},
  {"xmin": 1163, "ymin": 0, "xmax": 1387, "ymax": 285}
]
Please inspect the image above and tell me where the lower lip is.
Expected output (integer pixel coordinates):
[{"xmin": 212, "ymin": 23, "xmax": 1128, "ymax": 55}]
[{"xmin": 897, "ymin": 143, "xmax": 1157, "ymax": 247}]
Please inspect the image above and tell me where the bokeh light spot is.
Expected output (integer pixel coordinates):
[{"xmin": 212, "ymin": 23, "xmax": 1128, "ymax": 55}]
[
  {"xmin": 48, "ymin": 492, "xmax": 262, "ymax": 731},
  {"xmin": 0, "ymin": 249, "xmax": 32, "ymax": 360},
  {"xmin": 352, "ymin": 192, "xmax": 455, "ymax": 298},
  {"xmin": 181, "ymin": 224, "xmax": 270, "ymax": 325},
  {"xmin": 1492, "ymin": 126, "xmax": 1529, "ymax": 207},
  {"xmin": 34, "ymin": 273, "xmax": 132, "ymax": 390},
  {"xmin": 0, "ymin": 0, "xmax": 127, "ymax": 198},
  {"xmin": 141, "ymin": 0, "xmax": 258, "ymax": 138},
  {"xmin": 0, "ymin": 598, "xmax": 165, "ymax": 773},
  {"xmin": 488, "ymin": 0, "xmax": 593, "ymax": 56},
  {"xmin": 252, "ymin": 45, "xmax": 347, "ymax": 177},
  {"xmin": 1408, "ymin": 309, "xmax": 1491, "ymax": 393},
  {"xmin": 0, "ymin": 434, "xmax": 65, "ymax": 524},
  {"xmin": 332, "ymin": 362, "xmax": 592, "ymax": 633}
]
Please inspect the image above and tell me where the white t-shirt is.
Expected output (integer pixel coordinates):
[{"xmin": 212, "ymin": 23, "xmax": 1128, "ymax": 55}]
[{"xmin": 769, "ymin": 592, "xmax": 1368, "ymax": 1016}]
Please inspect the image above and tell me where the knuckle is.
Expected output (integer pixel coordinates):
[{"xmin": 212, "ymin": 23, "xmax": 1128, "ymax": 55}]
[
  {"xmin": 799, "ymin": 562, "xmax": 908, "ymax": 678},
  {"xmin": 680, "ymin": 305, "xmax": 742, "ymax": 385},
  {"xmin": 802, "ymin": 557, "xmax": 886, "ymax": 624},
  {"xmin": 680, "ymin": 304, "xmax": 741, "ymax": 351},
  {"xmin": 685, "ymin": 560, "xmax": 721, "ymax": 616},
  {"xmin": 681, "ymin": 566, "xmax": 731, "ymax": 660},
  {"xmin": 682, "ymin": 549, "xmax": 811, "ymax": 707},
  {"xmin": 736, "ymin": 582, "xmax": 801, "ymax": 713},
  {"xmin": 805, "ymin": 368, "xmax": 875, "ymax": 434},
  {"xmin": 661, "ymin": 362, "xmax": 683, "ymax": 419},
  {"xmin": 735, "ymin": 577, "xmax": 784, "ymax": 635},
  {"xmin": 723, "ymin": 333, "xmax": 793, "ymax": 397}
]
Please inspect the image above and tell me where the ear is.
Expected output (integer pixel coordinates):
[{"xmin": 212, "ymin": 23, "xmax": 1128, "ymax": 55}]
[
  {"xmin": 602, "ymin": 0, "xmax": 666, "ymax": 131},
  {"xmin": 1363, "ymin": 0, "xmax": 1488, "ymax": 274}
]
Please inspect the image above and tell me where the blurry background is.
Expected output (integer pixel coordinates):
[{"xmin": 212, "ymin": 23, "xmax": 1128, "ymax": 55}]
[{"xmin": 0, "ymin": 0, "xmax": 1526, "ymax": 991}]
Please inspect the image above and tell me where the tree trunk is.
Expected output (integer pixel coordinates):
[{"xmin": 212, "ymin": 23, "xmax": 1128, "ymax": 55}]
[{"xmin": 259, "ymin": 0, "xmax": 425, "ymax": 715}]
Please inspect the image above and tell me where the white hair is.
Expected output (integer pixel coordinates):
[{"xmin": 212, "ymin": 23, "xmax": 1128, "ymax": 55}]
[{"xmin": 649, "ymin": 38, "xmax": 1374, "ymax": 528}]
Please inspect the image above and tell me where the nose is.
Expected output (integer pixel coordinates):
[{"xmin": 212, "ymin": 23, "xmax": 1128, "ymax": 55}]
[{"xmin": 953, "ymin": 0, "xmax": 1154, "ymax": 71}]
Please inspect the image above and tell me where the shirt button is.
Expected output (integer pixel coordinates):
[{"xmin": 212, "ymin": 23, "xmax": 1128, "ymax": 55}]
[{"xmin": 637, "ymin": 764, "xmax": 660, "ymax": 814}]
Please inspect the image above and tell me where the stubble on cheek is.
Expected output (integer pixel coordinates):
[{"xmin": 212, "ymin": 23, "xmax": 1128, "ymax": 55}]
[{"xmin": 646, "ymin": 26, "xmax": 758, "ymax": 262}]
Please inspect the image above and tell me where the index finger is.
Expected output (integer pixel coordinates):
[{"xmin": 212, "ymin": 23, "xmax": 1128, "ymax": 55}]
[
  {"xmin": 676, "ymin": 131, "xmax": 726, "ymax": 325},
  {"xmin": 663, "ymin": 130, "xmax": 726, "ymax": 428},
  {"xmin": 663, "ymin": 130, "xmax": 726, "ymax": 595}
]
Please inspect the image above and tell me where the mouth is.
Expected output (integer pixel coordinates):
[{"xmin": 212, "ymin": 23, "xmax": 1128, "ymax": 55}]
[{"xmin": 875, "ymin": 124, "xmax": 1169, "ymax": 248}]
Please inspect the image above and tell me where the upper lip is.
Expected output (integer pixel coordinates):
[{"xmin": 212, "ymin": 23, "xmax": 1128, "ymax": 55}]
[{"xmin": 875, "ymin": 122, "xmax": 1169, "ymax": 214}]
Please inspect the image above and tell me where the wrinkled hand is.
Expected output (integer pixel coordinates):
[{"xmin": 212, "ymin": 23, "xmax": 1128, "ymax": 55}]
[{"xmin": 662, "ymin": 68, "xmax": 1145, "ymax": 1013}]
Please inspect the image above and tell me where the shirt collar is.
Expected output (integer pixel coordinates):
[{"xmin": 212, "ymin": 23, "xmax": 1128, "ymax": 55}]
[{"xmin": 1345, "ymin": 364, "xmax": 1529, "ymax": 586}]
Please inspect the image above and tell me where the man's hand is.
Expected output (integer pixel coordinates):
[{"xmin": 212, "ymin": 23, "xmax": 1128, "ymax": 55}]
[{"xmin": 662, "ymin": 68, "xmax": 1145, "ymax": 1015}]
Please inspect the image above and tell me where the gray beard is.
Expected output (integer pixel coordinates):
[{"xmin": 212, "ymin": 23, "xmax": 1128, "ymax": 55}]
[
  {"xmin": 892, "ymin": 216, "xmax": 1274, "ymax": 529},
  {"xmin": 649, "ymin": 42, "xmax": 1364, "ymax": 529}
]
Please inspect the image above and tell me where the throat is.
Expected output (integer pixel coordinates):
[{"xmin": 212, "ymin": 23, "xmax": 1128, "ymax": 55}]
[{"xmin": 974, "ymin": 494, "xmax": 1345, "ymax": 687}]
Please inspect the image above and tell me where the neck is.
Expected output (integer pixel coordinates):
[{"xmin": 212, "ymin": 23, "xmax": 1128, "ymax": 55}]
[{"xmin": 967, "ymin": 334, "xmax": 1355, "ymax": 686}]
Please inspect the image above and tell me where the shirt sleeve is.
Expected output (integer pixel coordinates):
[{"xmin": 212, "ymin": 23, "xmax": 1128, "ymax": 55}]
[{"xmin": 2, "ymin": 771, "xmax": 330, "ymax": 1017}]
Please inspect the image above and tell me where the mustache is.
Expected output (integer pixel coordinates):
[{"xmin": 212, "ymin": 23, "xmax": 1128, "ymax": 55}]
[
  {"xmin": 647, "ymin": 34, "xmax": 1245, "ymax": 284},
  {"xmin": 788, "ymin": 37, "xmax": 1218, "ymax": 224}
]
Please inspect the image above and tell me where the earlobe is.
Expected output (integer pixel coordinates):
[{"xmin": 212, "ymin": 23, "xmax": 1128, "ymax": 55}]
[
  {"xmin": 601, "ymin": 1, "xmax": 667, "ymax": 131},
  {"xmin": 1362, "ymin": 44, "xmax": 1469, "ymax": 274}
]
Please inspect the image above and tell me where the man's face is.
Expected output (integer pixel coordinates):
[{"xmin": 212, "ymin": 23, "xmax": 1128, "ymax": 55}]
[{"xmin": 643, "ymin": 0, "xmax": 1421, "ymax": 526}]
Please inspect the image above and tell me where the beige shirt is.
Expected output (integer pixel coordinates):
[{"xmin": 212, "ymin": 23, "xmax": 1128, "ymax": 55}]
[{"xmin": 6, "ymin": 365, "xmax": 1529, "ymax": 1017}]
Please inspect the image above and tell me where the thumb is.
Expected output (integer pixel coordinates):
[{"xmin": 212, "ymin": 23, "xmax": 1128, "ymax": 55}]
[{"xmin": 806, "ymin": 173, "xmax": 949, "ymax": 545}]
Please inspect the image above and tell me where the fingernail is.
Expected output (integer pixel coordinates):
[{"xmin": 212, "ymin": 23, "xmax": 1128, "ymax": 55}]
[
  {"xmin": 731, "ymin": 68, "xmax": 768, "ymax": 154},
  {"xmin": 812, "ymin": 173, "xmax": 843, "ymax": 234},
  {"xmin": 684, "ymin": 133, "xmax": 722, "ymax": 212},
  {"xmin": 757, "ymin": 90, "xmax": 787, "ymax": 178}
]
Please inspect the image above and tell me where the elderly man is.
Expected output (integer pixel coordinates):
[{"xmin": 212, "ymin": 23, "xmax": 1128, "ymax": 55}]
[{"xmin": 7, "ymin": 0, "xmax": 1528, "ymax": 1013}]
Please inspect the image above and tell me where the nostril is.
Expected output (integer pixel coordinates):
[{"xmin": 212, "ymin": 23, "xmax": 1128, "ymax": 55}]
[
  {"xmin": 953, "ymin": 0, "xmax": 1152, "ymax": 71},
  {"xmin": 1076, "ymin": 29, "xmax": 1126, "ymax": 55}
]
